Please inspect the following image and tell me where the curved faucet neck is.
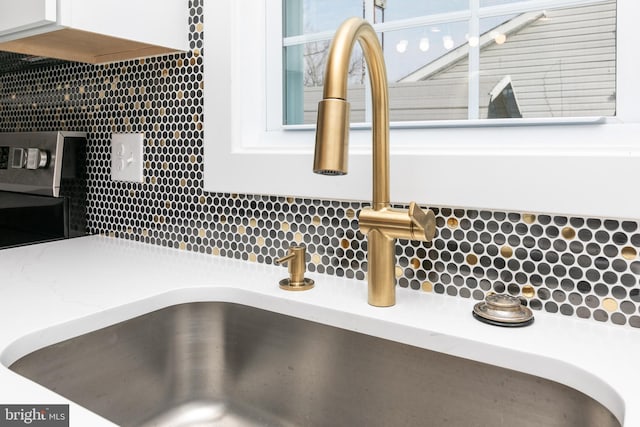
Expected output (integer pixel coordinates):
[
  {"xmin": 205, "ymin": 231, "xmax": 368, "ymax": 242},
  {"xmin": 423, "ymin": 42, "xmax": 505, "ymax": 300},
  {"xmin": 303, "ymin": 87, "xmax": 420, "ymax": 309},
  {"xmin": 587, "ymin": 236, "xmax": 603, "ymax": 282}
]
[{"xmin": 323, "ymin": 17, "xmax": 390, "ymax": 210}]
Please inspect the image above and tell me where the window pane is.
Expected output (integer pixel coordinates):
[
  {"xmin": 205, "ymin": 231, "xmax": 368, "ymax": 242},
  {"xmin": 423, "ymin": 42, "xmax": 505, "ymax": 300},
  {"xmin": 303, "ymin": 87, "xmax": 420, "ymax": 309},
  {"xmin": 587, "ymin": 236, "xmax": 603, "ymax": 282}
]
[
  {"xmin": 480, "ymin": 0, "xmax": 523, "ymax": 7},
  {"xmin": 282, "ymin": 0, "xmax": 617, "ymax": 124},
  {"xmin": 383, "ymin": 23, "xmax": 467, "ymax": 81},
  {"xmin": 284, "ymin": 0, "xmax": 364, "ymax": 37},
  {"xmin": 378, "ymin": 0, "xmax": 468, "ymax": 21},
  {"xmin": 284, "ymin": 42, "xmax": 366, "ymax": 125},
  {"xmin": 479, "ymin": 1, "xmax": 616, "ymax": 119},
  {"xmin": 385, "ymin": 22, "xmax": 469, "ymax": 121}
]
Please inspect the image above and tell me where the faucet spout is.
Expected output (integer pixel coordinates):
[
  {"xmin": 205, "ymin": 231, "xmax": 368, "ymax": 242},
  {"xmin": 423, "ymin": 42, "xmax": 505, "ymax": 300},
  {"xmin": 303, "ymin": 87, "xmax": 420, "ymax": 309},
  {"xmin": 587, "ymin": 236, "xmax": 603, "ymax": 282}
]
[
  {"xmin": 314, "ymin": 17, "xmax": 389, "ymax": 210},
  {"xmin": 314, "ymin": 17, "xmax": 436, "ymax": 307}
]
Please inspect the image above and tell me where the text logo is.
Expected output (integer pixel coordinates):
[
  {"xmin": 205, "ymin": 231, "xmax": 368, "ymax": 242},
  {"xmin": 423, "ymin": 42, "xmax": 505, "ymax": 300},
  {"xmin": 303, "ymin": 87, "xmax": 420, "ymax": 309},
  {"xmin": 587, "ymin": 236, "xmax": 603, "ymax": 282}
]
[{"xmin": 0, "ymin": 405, "xmax": 68, "ymax": 426}]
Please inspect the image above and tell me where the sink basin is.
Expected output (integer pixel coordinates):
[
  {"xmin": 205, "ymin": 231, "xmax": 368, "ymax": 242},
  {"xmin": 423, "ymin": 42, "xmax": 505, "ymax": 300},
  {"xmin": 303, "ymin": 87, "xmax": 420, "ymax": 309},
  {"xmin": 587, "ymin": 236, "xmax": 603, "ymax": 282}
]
[{"xmin": 8, "ymin": 302, "xmax": 620, "ymax": 427}]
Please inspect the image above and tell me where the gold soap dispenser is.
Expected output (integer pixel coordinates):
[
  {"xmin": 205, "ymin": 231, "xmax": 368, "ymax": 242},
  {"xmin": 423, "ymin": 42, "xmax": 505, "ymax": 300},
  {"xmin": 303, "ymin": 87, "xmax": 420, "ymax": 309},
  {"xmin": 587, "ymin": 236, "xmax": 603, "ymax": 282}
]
[{"xmin": 275, "ymin": 245, "xmax": 315, "ymax": 291}]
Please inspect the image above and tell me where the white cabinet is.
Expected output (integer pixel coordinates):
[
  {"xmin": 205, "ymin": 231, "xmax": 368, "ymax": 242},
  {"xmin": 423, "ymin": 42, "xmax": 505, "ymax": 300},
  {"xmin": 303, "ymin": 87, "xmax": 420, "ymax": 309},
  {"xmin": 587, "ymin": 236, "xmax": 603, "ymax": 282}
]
[
  {"xmin": 0, "ymin": 0, "xmax": 189, "ymax": 64},
  {"xmin": 0, "ymin": 0, "xmax": 56, "ymax": 36}
]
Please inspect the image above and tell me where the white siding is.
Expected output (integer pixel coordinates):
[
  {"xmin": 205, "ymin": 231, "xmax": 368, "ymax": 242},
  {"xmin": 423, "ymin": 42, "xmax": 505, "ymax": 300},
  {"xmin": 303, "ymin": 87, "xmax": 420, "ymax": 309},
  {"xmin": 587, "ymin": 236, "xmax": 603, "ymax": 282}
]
[{"xmin": 478, "ymin": 1, "xmax": 616, "ymax": 118}]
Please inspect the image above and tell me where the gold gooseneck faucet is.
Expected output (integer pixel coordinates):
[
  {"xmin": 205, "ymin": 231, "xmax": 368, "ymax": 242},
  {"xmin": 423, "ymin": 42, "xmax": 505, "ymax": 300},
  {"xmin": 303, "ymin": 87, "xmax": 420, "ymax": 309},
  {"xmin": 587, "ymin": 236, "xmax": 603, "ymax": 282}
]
[{"xmin": 314, "ymin": 17, "xmax": 436, "ymax": 307}]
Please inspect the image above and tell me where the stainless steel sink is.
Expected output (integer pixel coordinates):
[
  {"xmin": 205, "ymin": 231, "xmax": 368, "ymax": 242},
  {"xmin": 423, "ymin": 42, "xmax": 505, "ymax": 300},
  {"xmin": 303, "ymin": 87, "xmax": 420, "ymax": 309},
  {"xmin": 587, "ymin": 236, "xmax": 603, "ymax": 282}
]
[{"xmin": 9, "ymin": 302, "xmax": 620, "ymax": 427}]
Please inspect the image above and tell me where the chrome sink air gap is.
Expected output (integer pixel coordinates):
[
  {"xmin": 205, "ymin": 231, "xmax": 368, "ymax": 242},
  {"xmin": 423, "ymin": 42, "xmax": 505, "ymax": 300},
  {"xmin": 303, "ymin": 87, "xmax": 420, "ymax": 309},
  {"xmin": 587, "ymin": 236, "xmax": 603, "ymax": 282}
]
[{"xmin": 473, "ymin": 293, "xmax": 535, "ymax": 327}]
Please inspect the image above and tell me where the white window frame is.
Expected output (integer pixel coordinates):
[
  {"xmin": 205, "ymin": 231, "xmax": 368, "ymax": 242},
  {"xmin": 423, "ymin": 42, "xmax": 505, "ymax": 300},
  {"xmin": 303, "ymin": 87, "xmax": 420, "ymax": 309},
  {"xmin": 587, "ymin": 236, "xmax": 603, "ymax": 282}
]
[{"xmin": 204, "ymin": 0, "xmax": 640, "ymax": 219}]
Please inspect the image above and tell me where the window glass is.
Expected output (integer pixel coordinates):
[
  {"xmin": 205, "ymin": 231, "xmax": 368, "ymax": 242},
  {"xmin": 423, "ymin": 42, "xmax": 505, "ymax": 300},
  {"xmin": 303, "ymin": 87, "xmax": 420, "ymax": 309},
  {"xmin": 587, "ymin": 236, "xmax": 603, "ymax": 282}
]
[
  {"xmin": 479, "ymin": 3, "xmax": 616, "ymax": 119},
  {"xmin": 284, "ymin": 42, "xmax": 366, "ymax": 124},
  {"xmin": 284, "ymin": 0, "xmax": 364, "ymax": 37},
  {"xmin": 383, "ymin": 22, "xmax": 468, "ymax": 82},
  {"xmin": 283, "ymin": 0, "xmax": 616, "ymax": 125},
  {"xmin": 380, "ymin": 0, "xmax": 468, "ymax": 21},
  {"xmin": 480, "ymin": 0, "xmax": 523, "ymax": 7},
  {"xmin": 383, "ymin": 22, "xmax": 469, "ymax": 121}
]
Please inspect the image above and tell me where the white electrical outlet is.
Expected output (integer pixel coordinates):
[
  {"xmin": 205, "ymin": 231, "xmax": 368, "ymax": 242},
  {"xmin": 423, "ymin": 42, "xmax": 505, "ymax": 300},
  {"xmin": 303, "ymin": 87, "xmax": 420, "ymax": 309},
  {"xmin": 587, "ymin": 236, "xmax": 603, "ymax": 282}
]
[{"xmin": 111, "ymin": 133, "xmax": 144, "ymax": 183}]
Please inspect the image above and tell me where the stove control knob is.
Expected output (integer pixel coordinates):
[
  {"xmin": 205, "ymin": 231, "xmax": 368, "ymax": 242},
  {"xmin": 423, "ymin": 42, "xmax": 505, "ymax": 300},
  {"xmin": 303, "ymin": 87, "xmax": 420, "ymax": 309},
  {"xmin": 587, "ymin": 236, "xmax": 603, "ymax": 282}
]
[{"xmin": 26, "ymin": 148, "xmax": 49, "ymax": 170}]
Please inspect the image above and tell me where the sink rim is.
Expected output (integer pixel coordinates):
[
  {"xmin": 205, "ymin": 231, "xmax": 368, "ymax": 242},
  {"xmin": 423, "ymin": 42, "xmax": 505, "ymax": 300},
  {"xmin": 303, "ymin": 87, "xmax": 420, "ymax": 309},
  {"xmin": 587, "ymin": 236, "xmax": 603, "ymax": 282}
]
[{"xmin": 0, "ymin": 286, "xmax": 627, "ymax": 425}]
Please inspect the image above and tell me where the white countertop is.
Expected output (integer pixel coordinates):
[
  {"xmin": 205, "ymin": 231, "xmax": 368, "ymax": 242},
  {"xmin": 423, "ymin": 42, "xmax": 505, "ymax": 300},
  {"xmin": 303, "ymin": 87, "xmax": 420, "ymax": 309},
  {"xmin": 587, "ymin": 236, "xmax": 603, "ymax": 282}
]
[{"xmin": 0, "ymin": 235, "xmax": 638, "ymax": 426}]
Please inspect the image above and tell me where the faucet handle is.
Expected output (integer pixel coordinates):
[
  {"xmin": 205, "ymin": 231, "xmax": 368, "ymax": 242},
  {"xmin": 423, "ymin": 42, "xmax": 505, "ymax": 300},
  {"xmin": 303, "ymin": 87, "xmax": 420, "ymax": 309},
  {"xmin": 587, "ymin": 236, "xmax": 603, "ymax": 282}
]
[{"xmin": 408, "ymin": 202, "xmax": 436, "ymax": 242}]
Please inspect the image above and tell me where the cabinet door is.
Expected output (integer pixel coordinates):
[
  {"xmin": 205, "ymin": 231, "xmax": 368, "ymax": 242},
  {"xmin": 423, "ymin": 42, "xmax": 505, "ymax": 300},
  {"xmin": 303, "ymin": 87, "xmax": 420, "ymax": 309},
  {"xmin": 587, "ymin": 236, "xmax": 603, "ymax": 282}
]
[{"xmin": 0, "ymin": 0, "xmax": 57, "ymax": 37}]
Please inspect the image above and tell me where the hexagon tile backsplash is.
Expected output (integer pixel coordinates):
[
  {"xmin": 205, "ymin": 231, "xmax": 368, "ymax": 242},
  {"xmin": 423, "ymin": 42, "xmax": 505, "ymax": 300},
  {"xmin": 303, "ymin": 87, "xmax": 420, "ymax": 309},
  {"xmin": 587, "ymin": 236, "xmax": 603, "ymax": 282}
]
[{"xmin": 1, "ymin": 0, "xmax": 639, "ymax": 328}]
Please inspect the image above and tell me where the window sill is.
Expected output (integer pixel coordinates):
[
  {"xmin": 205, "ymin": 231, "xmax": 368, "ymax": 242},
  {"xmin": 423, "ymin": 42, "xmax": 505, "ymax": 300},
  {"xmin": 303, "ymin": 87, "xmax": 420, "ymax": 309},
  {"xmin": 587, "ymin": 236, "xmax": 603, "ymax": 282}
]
[{"xmin": 283, "ymin": 116, "xmax": 609, "ymax": 132}]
